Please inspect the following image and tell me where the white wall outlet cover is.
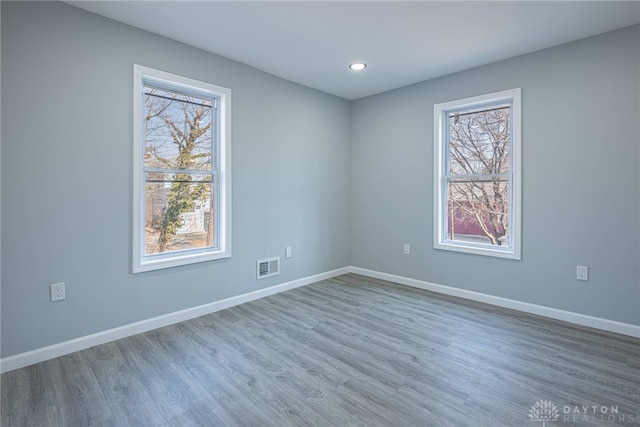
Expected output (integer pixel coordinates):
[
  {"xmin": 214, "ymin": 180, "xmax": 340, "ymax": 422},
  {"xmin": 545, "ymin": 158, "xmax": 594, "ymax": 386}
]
[
  {"xmin": 576, "ymin": 266, "xmax": 589, "ymax": 281},
  {"xmin": 50, "ymin": 282, "xmax": 66, "ymax": 302}
]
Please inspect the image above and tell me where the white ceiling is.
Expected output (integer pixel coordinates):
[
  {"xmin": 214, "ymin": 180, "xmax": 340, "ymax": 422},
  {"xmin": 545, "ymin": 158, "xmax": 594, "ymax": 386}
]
[{"xmin": 66, "ymin": 1, "xmax": 640, "ymax": 100}]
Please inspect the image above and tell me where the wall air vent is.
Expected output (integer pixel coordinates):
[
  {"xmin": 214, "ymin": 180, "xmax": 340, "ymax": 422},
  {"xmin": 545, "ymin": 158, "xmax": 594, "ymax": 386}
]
[{"xmin": 256, "ymin": 257, "xmax": 280, "ymax": 280}]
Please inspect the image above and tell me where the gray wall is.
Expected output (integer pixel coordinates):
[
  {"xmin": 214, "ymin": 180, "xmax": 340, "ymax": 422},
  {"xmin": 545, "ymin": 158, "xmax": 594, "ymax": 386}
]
[
  {"xmin": 1, "ymin": 1, "xmax": 350, "ymax": 357},
  {"xmin": 2, "ymin": 2, "xmax": 639, "ymax": 359},
  {"xmin": 350, "ymin": 25, "xmax": 640, "ymax": 325}
]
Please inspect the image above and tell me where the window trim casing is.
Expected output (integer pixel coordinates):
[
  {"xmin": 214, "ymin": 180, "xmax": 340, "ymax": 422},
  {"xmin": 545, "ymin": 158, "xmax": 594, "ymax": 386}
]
[
  {"xmin": 132, "ymin": 65, "xmax": 232, "ymax": 273},
  {"xmin": 433, "ymin": 88, "xmax": 521, "ymax": 260}
]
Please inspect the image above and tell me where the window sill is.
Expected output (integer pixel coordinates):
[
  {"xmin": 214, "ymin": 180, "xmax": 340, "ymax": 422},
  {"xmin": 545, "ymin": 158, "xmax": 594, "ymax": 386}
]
[
  {"xmin": 434, "ymin": 241, "xmax": 521, "ymax": 260},
  {"xmin": 134, "ymin": 248, "xmax": 231, "ymax": 273}
]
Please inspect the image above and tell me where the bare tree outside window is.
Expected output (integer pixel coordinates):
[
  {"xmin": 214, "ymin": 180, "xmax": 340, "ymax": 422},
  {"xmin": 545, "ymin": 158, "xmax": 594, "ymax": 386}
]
[
  {"xmin": 144, "ymin": 87, "xmax": 215, "ymax": 255},
  {"xmin": 446, "ymin": 106, "xmax": 511, "ymax": 246}
]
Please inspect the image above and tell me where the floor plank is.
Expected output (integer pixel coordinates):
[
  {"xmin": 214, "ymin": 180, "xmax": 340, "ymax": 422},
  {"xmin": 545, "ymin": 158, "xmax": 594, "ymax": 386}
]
[{"xmin": 2, "ymin": 273, "xmax": 639, "ymax": 426}]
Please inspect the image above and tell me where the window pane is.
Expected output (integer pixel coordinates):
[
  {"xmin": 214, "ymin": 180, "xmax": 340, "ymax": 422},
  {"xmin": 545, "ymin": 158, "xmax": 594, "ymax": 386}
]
[
  {"xmin": 144, "ymin": 87, "xmax": 213, "ymax": 171},
  {"xmin": 448, "ymin": 106, "xmax": 510, "ymax": 176},
  {"xmin": 447, "ymin": 180, "xmax": 509, "ymax": 246},
  {"xmin": 145, "ymin": 174, "xmax": 215, "ymax": 255}
]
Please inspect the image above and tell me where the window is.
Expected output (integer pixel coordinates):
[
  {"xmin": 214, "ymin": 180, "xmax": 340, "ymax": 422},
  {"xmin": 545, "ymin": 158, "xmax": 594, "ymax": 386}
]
[
  {"xmin": 133, "ymin": 65, "xmax": 231, "ymax": 273},
  {"xmin": 433, "ymin": 88, "xmax": 521, "ymax": 259}
]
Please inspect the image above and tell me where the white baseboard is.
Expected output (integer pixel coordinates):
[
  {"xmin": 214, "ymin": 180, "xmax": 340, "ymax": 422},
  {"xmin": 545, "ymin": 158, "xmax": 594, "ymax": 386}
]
[
  {"xmin": 0, "ymin": 267, "xmax": 350, "ymax": 373},
  {"xmin": 3, "ymin": 265, "xmax": 637, "ymax": 373},
  {"xmin": 349, "ymin": 267, "xmax": 640, "ymax": 339}
]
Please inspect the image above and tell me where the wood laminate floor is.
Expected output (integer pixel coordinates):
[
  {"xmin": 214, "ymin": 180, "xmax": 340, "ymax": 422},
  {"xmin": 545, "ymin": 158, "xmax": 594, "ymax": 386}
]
[{"xmin": 2, "ymin": 274, "xmax": 639, "ymax": 426}]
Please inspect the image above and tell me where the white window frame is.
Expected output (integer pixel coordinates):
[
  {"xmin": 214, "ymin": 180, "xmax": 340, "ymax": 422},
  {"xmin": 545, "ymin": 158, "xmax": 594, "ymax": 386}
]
[
  {"xmin": 133, "ymin": 65, "xmax": 232, "ymax": 273},
  {"xmin": 433, "ymin": 88, "xmax": 521, "ymax": 260}
]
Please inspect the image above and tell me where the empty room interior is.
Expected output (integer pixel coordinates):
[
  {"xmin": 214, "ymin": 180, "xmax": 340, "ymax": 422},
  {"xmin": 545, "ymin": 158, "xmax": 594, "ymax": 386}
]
[{"xmin": 1, "ymin": 1, "xmax": 639, "ymax": 426}]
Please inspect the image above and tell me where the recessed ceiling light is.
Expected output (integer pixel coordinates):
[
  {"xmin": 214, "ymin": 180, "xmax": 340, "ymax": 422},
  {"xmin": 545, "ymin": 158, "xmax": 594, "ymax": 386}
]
[{"xmin": 349, "ymin": 62, "xmax": 367, "ymax": 71}]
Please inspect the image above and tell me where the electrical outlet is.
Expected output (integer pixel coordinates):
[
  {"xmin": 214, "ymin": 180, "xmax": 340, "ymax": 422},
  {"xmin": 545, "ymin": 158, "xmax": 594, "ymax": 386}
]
[
  {"xmin": 576, "ymin": 266, "xmax": 589, "ymax": 281},
  {"xmin": 285, "ymin": 246, "xmax": 292, "ymax": 258},
  {"xmin": 403, "ymin": 244, "xmax": 411, "ymax": 255},
  {"xmin": 50, "ymin": 282, "xmax": 66, "ymax": 302}
]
